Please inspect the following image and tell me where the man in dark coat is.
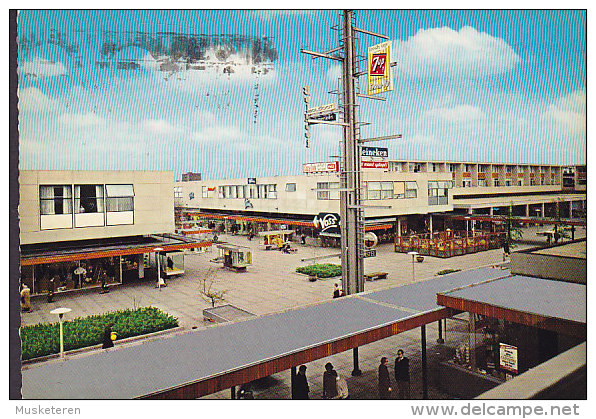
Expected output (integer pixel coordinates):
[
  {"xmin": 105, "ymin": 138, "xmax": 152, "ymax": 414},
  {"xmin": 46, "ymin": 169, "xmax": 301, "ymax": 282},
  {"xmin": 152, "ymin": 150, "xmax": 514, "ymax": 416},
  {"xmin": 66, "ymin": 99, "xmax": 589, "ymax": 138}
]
[
  {"xmin": 102, "ymin": 323, "xmax": 115, "ymax": 349},
  {"xmin": 395, "ymin": 349, "xmax": 410, "ymax": 399},
  {"xmin": 294, "ymin": 365, "xmax": 310, "ymax": 399},
  {"xmin": 378, "ymin": 357, "xmax": 392, "ymax": 399},
  {"xmin": 323, "ymin": 362, "xmax": 338, "ymax": 399}
]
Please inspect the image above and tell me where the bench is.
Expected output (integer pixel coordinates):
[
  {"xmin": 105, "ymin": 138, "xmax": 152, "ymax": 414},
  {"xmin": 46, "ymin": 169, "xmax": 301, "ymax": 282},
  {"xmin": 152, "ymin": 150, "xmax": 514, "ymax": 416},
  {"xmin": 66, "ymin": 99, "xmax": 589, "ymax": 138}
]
[{"xmin": 364, "ymin": 272, "xmax": 388, "ymax": 281}]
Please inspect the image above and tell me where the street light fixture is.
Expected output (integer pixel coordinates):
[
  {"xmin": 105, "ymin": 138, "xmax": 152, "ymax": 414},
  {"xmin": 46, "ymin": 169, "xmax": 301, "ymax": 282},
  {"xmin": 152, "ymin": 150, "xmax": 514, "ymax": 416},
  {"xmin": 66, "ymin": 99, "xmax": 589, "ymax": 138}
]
[
  {"xmin": 50, "ymin": 307, "xmax": 71, "ymax": 359},
  {"xmin": 407, "ymin": 251, "xmax": 419, "ymax": 282},
  {"xmin": 153, "ymin": 247, "xmax": 164, "ymax": 290}
]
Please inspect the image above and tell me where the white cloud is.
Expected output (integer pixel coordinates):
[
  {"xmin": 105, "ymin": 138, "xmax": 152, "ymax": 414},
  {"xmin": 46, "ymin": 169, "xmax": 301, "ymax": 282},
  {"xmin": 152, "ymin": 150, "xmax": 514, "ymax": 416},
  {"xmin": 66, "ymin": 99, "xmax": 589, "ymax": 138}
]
[
  {"xmin": 144, "ymin": 118, "xmax": 180, "ymax": 135},
  {"xmin": 254, "ymin": 10, "xmax": 314, "ymax": 21},
  {"xmin": 190, "ymin": 125, "xmax": 242, "ymax": 143},
  {"xmin": 393, "ymin": 26, "xmax": 520, "ymax": 78},
  {"xmin": 425, "ymin": 104, "xmax": 485, "ymax": 122},
  {"xmin": 20, "ymin": 58, "xmax": 68, "ymax": 77},
  {"xmin": 326, "ymin": 65, "xmax": 341, "ymax": 82},
  {"xmin": 542, "ymin": 90, "xmax": 586, "ymax": 133},
  {"xmin": 60, "ymin": 112, "xmax": 104, "ymax": 127},
  {"xmin": 18, "ymin": 87, "xmax": 58, "ymax": 111}
]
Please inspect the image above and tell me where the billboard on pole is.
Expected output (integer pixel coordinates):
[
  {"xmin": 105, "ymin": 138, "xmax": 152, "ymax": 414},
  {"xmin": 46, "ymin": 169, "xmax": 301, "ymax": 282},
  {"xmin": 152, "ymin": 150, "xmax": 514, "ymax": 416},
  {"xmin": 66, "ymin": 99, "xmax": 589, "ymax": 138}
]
[{"xmin": 367, "ymin": 41, "xmax": 392, "ymax": 95}]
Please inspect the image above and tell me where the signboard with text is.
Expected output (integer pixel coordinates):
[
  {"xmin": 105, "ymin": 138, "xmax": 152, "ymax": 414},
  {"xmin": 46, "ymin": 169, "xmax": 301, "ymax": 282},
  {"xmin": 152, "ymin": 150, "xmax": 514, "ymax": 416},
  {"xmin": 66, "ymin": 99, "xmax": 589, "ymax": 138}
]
[
  {"xmin": 307, "ymin": 103, "xmax": 337, "ymax": 121},
  {"xmin": 313, "ymin": 212, "xmax": 341, "ymax": 235},
  {"xmin": 364, "ymin": 249, "xmax": 377, "ymax": 258},
  {"xmin": 499, "ymin": 343, "xmax": 519, "ymax": 374},
  {"xmin": 362, "ymin": 161, "xmax": 389, "ymax": 169},
  {"xmin": 362, "ymin": 146, "xmax": 389, "ymax": 158},
  {"xmin": 367, "ymin": 41, "xmax": 393, "ymax": 95},
  {"xmin": 303, "ymin": 161, "xmax": 340, "ymax": 173}
]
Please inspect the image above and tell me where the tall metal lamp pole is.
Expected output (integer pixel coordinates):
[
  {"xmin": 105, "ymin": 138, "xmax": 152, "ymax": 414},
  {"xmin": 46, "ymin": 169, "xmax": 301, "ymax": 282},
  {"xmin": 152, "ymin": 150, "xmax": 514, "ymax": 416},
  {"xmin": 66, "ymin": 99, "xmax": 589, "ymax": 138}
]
[{"xmin": 50, "ymin": 307, "xmax": 72, "ymax": 359}]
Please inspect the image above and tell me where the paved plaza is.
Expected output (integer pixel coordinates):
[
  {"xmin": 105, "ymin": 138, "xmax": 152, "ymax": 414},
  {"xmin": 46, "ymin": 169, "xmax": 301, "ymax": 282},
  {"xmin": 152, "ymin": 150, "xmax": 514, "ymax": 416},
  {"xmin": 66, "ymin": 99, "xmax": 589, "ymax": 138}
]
[{"xmin": 19, "ymin": 225, "xmax": 585, "ymax": 399}]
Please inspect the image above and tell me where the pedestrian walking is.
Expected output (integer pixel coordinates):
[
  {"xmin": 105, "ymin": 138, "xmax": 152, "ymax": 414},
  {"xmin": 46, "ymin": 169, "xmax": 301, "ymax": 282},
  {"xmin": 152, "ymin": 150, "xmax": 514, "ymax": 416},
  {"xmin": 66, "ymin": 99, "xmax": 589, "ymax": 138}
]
[
  {"xmin": 102, "ymin": 323, "xmax": 115, "ymax": 349},
  {"xmin": 378, "ymin": 357, "xmax": 392, "ymax": 399},
  {"xmin": 47, "ymin": 276, "xmax": 55, "ymax": 303},
  {"xmin": 294, "ymin": 365, "xmax": 310, "ymax": 399},
  {"xmin": 395, "ymin": 349, "xmax": 410, "ymax": 399},
  {"xmin": 20, "ymin": 283, "xmax": 32, "ymax": 312},
  {"xmin": 333, "ymin": 283, "xmax": 341, "ymax": 299},
  {"xmin": 323, "ymin": 362, "xmax": 339, "ymax": 399}
]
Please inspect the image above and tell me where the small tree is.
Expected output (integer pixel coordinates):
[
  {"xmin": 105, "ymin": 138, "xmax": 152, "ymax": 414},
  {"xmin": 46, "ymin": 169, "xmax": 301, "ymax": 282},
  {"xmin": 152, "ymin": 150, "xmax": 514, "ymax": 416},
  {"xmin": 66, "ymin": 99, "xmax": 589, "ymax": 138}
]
[
  {"xmin": 199, "ymin": 268, "xmax": 227, "ymax": 307},
  {"xmin": 502, "ymin": 202, "xmax": 523, "ymax": 248},
  {"xmin": 552, "ymin": 198, "xmax": 570, "ymax": 242}
]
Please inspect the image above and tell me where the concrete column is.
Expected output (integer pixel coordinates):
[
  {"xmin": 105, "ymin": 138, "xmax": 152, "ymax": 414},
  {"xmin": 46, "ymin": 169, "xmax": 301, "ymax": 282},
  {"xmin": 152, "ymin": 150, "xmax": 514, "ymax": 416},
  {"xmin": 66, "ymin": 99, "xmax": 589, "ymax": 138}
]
[
  {"xmin": 421, "ymin": 325, "xmax": 428, "ymax": 399},
  {"xmin": 569, "ymin": 200, "xmax": 574, "ymax": 218},
  {"xmin": 352, "ymin": 347, "xmax": 362, "ymax": 376},
  {"xmin": 541, "ymin": 202, "xmax": 545, "ymax": 218},
  {"xmin": 397, "ymin": 217, "xmax": 401, "ymax": 237},
  {"xmin": 291, "ymin": 366, "xmax": 296, "ymax": 399},
  {"xmin": 489, "ymin": 207, "xmax": 494, "ymax": 216},
  {"xmin": 469, "ymin": 313, "xmax": 476, "ymax": 371},
  {"xmin": 138, "ymin": 254, "xmax": 145, "ymax": 279},
  {"xmin": 437, "ymin": 319, "xmax": 444, "ymax": 344},
  {"xmin": 429, "ymin": 215, "xmax": 433, "ymax": 234}
]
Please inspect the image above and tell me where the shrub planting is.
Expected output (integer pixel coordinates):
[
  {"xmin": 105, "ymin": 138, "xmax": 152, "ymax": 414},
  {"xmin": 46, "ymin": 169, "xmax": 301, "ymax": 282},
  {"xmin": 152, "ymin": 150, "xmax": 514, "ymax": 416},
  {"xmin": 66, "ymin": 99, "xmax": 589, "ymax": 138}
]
[
  {"xmin": 296, "ymin": 264, "xmax": 341, "ymax": 279},
  {"xmin": 21, "ymin": 306, "xmax": 178, "ymax": 361}
]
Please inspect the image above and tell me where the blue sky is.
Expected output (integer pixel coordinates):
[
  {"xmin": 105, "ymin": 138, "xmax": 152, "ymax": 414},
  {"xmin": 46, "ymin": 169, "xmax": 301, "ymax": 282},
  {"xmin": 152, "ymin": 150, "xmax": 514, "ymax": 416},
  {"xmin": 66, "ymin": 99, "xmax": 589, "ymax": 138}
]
[{"xmin": 17, "ymin": 9, "xmax": 586, "ymax": 180}]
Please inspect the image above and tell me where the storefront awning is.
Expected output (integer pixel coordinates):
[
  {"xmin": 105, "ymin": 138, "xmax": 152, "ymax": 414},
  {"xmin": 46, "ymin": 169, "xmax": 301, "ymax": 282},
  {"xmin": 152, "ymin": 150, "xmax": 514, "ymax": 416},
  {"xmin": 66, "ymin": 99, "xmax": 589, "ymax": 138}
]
[{"xmin": 20, "ymin": 236, "xmax": 211, "ymax": 266}]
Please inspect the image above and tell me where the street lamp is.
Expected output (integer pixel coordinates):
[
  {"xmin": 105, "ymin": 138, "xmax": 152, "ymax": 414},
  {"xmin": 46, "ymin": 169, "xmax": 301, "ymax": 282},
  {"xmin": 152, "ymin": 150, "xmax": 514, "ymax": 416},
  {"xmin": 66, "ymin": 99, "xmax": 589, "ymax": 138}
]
[
  {"xmin": 407, "ymin": 251, "xmax": 419, "ymax": 282},
  {"xmin": 154, "ymin": 247, "xmax": 164, "ymax": 290},
  {"xmin": 50, "ymin": 307, "xmax": 71, "ymax": 359}
]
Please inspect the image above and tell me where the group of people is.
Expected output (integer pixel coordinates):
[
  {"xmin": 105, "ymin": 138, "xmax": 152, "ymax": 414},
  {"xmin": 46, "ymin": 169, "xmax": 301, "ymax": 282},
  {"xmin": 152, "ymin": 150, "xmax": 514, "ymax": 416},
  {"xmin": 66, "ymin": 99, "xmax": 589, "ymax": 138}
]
[
  {"xmin": 293, "ymin": 352, "xmax": 409, "ymax": 400},
  {"xmin": 293, "ymin": 362, "xmax": 349, "ymax": 400},
  {"xmin": 378, "ymin": 349, "xmax": 410, "ymax": 399}
]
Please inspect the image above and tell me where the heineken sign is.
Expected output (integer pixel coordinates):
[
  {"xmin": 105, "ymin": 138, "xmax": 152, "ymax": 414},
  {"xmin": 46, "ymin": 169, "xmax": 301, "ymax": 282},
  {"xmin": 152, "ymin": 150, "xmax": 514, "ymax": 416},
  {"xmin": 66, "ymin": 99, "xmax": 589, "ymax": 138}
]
[
  {"xmin": 361, "ymin": 146, "xmax": 388, "ymax": 158},
  {"xmin": 313, "ymin": 212, "xmax": 341, "ymax": 235}
]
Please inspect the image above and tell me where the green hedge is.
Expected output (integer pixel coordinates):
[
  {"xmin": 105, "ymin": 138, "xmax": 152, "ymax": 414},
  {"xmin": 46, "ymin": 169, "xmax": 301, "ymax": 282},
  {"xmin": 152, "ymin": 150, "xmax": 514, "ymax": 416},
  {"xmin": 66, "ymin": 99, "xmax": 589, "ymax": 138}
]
[
  {"xmin": 296, "ymin": 263, "xmax": 341, "ymax": 279},
  {"xmin": 21, "ymin": 307, "xmax": 178, "ymax": 361}
]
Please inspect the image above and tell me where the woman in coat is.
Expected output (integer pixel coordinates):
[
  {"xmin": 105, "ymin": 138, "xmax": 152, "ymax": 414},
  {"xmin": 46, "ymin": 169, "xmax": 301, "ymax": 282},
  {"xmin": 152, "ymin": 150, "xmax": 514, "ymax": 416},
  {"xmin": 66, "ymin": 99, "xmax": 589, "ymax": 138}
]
[
  {"xmin": 378, "ymin": 357, "xmax": 392, "ymax": 399},
  {"xmin": 294, "ymin": 365, "xmax": 310, "ymax": 399},
  {"xmin": 323, "ymin": 362, "xmax": 339, "ymax": 399}
]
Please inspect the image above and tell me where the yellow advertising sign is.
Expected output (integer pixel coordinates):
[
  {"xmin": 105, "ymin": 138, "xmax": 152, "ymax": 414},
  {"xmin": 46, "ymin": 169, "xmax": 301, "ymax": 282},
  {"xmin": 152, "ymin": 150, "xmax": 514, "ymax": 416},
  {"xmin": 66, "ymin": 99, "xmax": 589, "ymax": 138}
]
[{"xmin": 367, "ymin": 41, "xmax": 392, "ymax": 95}]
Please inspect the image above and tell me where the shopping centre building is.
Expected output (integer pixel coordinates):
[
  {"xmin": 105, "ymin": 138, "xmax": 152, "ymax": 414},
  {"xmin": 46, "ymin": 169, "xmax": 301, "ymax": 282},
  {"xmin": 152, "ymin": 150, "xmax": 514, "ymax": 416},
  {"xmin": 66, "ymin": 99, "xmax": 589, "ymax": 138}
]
[
  {"xmin": 19, "ymin": 170, "xmax": 211, "ymax": 296},
  {"xmin": 174, "ymin": 159, "xmax": 586, "ymax": 244}
]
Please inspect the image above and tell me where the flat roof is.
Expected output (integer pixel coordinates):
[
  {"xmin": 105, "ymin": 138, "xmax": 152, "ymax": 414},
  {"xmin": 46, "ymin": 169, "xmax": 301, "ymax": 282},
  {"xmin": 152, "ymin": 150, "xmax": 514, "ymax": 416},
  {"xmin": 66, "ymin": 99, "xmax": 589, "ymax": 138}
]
[
  {"xmin": 437, "ymin": 275, "xmax": 586, "ymax": 338},
  {"xmin": 531, "ymin": 241, "xmax": 586, "ymax": 259},
  {"xmin": 22, "ymin": 266, "xmax": 510, "ymax": 399}
]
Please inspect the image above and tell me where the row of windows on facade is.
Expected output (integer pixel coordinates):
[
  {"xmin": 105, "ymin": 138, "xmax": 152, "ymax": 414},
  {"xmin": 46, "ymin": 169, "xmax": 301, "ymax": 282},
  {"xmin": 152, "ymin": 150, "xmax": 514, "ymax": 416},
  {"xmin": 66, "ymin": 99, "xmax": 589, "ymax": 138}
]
[
  {"xmin": 197, "ymin": 181, "xmax": 451, "ymax": 203},
  {"xmin": 396, "ymin": 162, "xmax": 571, "ymax": 174},
  {"xmin": 463, "ymin": 176, "xmax": 560, "ymax": 187},
  {"xmin": 39, "ymin": 184, "xmax": 134, "ymax": 215},
  {"xmin": 174, "ymin": 171, "xmax": 567, "ymax": 201}
]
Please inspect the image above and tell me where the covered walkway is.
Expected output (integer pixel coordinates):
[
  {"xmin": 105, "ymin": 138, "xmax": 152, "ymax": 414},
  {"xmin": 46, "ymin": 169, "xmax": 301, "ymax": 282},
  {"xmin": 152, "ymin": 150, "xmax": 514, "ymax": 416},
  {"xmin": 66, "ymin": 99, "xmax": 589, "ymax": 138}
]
[{"xmin": 22, "ymin": 267, "xmax": 510, "ymax": 399}]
